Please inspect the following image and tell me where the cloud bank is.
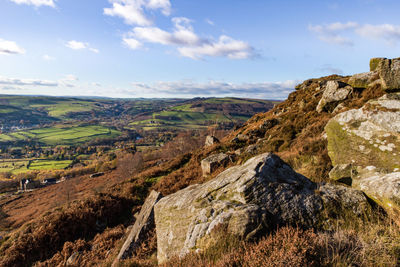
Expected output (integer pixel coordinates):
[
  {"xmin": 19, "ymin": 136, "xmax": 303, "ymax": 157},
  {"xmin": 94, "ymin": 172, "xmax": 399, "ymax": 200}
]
[{"xmin": 129, "ymin": 80, "xmax": 299, "ymax": 99}]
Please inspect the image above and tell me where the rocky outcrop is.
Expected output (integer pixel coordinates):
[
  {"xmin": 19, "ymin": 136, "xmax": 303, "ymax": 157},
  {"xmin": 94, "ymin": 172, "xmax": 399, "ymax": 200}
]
[
  {"xmin": 326, "ymin": 93, "xmax": 400, "ymax": 172},
  {"xmin": 154, "ymin": 153, "xmax": 370, "ymax": 264},
  {"xmin": 377, "ymin": 58, "xmax": 400, "ymax": 92},
  {"xmin": 113, "ymin": 191, "xmax": 162, "ymax": 265},
  {"xmin": 347, "ymin": 71, "xmax": 379, "ymax": 89},
  {"xmin": 201, "ymin": 153, "xmax": 229, "ymax": 176},
  {"xmin": 205, "ymin": 135, "xmax": 220, "ymax": 147},
  {"xmin": 316, "ymin": 81, "xmax": 353, "ymax": 113},
  {"xmin": 326, "ymin": 92, "xmax": 400, "ymax": 213}
]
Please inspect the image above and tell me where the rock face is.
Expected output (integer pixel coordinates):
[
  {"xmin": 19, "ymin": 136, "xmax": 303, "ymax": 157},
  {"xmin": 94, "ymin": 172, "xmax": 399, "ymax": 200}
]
[
  {"xmin": 316, "ymin": 81, "xmax": 353, "ymax": 113},
  {"xmin": 154, "ymin": 153, "xmax": 369, "ymax": 264},
  {"xmin": 329, "ymin": 164, "xmax": 354, "ymax": 185},
  {"xmin": 326, "ymin": 93, "xmax": 400, "ymax": 171},
  {"xmin": 113, "ymin": 191, "xmax": 162, "ymax": 265},
  {"xmin": 326, "ymin": 93, "xmax": 400, "ymax": 213},
  {"xmin": 347, "ymin": 71, "xmax": 379, "ymax": 89},
  {"xmin": 201, "ymin": 153, "xmax": 229, "ymax": 176},
  {"xmin": 377, "ymin": 58, "xmax": 400, "ymax": 92},
  {"xmin": 370, "ymin": 57, "xmax": 385, "ymax": 72},
  {"xmin": 205, "ymin": 135, "xmax": 220, "ymax": 147}
]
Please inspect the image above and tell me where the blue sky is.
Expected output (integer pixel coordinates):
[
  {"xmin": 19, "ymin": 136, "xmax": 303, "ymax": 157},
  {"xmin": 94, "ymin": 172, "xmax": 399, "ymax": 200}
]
[{"xmin": 1, "ymin": 0, "xmax": 400, "ymax": 99}]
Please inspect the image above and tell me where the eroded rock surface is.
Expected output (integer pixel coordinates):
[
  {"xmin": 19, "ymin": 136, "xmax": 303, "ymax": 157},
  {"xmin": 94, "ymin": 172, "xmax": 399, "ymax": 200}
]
[
  {"xmin": 326, "ymin": 93, "xmax": 400, "ymax": 171},
  {"xmin": 326, "ymin": 93, "xmax": 400, "ymax": 213},
  {"xmin": 316, "ymin": 81, "xmax": 353, "ymax": 113},
  {"xmin": 378, "ymin": 57, "xmax": 400, "ymax": 92},
  {"xmin": 113, "ymin": 191, "xmax": 162, "ymax": 265},
  {"xmin": 205, "ymin": 135, "xmax": 220, "ymax": 147},
  {"xmin": 154, "ymin": 153, "xmax": 369, "ymax": 264},
  {"xmin": 201, "ymin": 153, "xmax": 229, "ymax": 176},
  {"xmin": 348, "ymin": 71, "xmax": 379, "ymax": 89}
]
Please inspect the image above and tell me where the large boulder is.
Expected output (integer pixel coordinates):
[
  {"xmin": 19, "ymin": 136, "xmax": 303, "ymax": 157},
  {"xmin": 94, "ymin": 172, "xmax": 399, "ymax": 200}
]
[
  {"xmin": 201, "ymin": 153, "xmax": 229, "ymax": 176},
  {"xmin": 316, "ymin": 81, "xmax": 353, "ymax": 113},
  {"xmin": 347, "ymin": 71, "xmax": 379, "ymax": 89},
  {"xmin": 154, "ymin": 153, "xmax": 370, "ymax": 264},
  {"xmin": 326, "ymin": 93, "xmax": 400, "ymax": 172},
  {"xmin": 377, "ymin": 57, "xmax": 400, "ymax": 92},
  {"xmin": 205, "ymin": 135, "xmax": 220, "ymax": 147},
  {"xmin": 326, "ymin": 93, "xmax": 400, "ymax": 213},
  {"xmin": 113, "ymin": 191, "xmax": 162, "ymax": 265}
]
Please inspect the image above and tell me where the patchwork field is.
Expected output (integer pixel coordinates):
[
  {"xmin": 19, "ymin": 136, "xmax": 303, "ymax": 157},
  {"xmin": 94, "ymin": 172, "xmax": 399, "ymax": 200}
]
[
  {"xmin": 0, "ymin": 159, "xmax": 73, "ymax": 174},
  {"xmin": 130, "ymin": 97, "xmax": 276, "ymax": 131},
  {"xmin": 0, "ymin": 125, "xmax": 121, "ymax": 145}
]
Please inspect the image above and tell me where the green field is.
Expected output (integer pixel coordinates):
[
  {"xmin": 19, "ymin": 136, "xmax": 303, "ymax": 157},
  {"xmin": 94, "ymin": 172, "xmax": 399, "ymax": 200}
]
[
  {"xmin": 0, "ymin": 160, "xmax": 29, "ymax": 174},
  {"xmin": 129, "ymin": 97, "xmax": 275, "ymax": 131},
  {"xmin": 0, "ymin": 159, "xmax": 73, "ymax": 174},
  {"xmin": 0, "ymin": 125, "xmax": 121, "ymax": 145},
  {"xmin": 0, "ymin": 96, "xmax": 101, "ymax": 119},
  {"xmin": 29, "ymin": 160, "xmax": 72, "ymax": 171}
]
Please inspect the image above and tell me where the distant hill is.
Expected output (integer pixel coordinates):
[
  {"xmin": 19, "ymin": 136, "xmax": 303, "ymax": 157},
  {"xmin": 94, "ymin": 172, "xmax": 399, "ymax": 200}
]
[{"xmin": 0, "ymin": 95, "xmax": 279, "ymax": 132}]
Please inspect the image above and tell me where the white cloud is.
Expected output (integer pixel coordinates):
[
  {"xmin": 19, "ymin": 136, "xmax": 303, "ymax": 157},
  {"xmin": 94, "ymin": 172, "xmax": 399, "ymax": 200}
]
[
  {"xmin": 0, "ymin": 38, "xmax": 25, "ymax": 55},
  {"xmin": 310, "ymin": 22, "xmax": 400, "ymax": 46},
  {"xmin": 104, "ymin": 0, "xmax": 171, "ymax": 26},
  {"xmin": 129, "ymin": 80, "xmax": 299, "ymax": 99},
  {"xmin": 147, "ymin": 0, "xmax": 171, "ymax": 16},
  {"xmin": 123, "ymin": 38, "xmax": 142, "ymax": 49},
  {"xmin": 126, "ymin": 17, "xmax": 254, "ymax": 59},
  {"xmin": 178, "ymin": 35, "xmax": 254, "ymax": 60},
  {"xmin": 66, "ymin": 40, "xmax": 99, "ymax": 53},
  {"xmin": 309, "ymin": 22, "xmax": 358, "ymax": 46},
  {"xmin": 0, "ymin": 76, "xmax": 58, "ymax": 87},
  {"xmin": 43, "ymin": 54, "xmax": 55, "ymax": 61},
  {"xmin": 356, "ymin": 24, "xmax": 400, "ymax": 44},
  {"xmin": 9, "ymin": 0, "xmax": 55, "ymax": 8},
  {"xmin": 205, "ymin": 18, "xmax": 214, "ymax": 26},
  {"xmin": 105, "ymin": 1, "xmax": 255, "ymax": 59}
]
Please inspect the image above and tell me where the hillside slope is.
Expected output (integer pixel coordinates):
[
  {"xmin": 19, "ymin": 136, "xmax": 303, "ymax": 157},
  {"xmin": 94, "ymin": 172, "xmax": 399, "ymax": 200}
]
[{"xmin": 2, "ymin": 59, "xmax": 400, "ymax": 267}]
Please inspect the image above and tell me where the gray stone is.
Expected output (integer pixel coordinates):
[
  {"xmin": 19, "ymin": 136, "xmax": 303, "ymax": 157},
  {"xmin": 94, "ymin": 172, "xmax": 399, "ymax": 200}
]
[
  {"xmin": 329, "ymin": 164, "xmax": 355, "ymax": 185},
  {"xmin": 378, "ymin": 58, "xmax": 400, "ymax": 92},
  {"xmin": 326, "ymin": 93, "xmax": 400, "ymax": 214},
  {"xmin": 316, "ymin": 81, "xmax": 353, "ymax": 113},
  {"xmin": 348, "ymin": 71, "xmax": 379, "ymax": 89},
  {"xmin": 154, "ymin": 153, "xmax": 369, "ymax": 264},
  {"xmin": 201, "ymin": 153, "xmax": 229, "ymax": 176},
  {"xmin": 112, "ymin": 191, "xmax": 162, "ymax": 265},
  {"xmin": 205, "ymin": 135, "xmax": 220, "ymax": 147}
]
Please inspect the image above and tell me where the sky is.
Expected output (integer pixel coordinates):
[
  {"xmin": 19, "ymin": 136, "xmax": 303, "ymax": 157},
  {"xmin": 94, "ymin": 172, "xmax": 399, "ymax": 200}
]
[{"xmin": 1, "ymin": 0, "xmax": 400, "ymax": 99}]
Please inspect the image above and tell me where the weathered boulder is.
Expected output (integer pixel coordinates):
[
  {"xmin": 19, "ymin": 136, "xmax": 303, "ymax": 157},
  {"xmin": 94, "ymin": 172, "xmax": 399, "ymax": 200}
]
[
  {"xmin": 347, "ymin": 71, "xmax": 379, "ymax": 89},
  {"xmin": 370, "ymin": 57, "xmax": 385, "ymax": 72},
  {"xmin": 316, "ymin": 81, "xmax": 353, "ymax": 113},
  {"xmin": 355, "ymin": 172, "xmax": 400, "ymax": 212},
  {"xmin": 326, "ymin": 93, "xmax": 400, "ymax": 171},
  {"xmin": 378, "ymin": 57, "xmax": 400, "ymax": 92},
  {"xmin": 201, "ymin": 153, "xmax": 229, "ymax": 176},
  {"xmin": 326, "ymin": 93, "xmax": 400, "ymax": 213},
  {"xmin": 154, "ymin": 153, "xmax": 370, "ymax": 264},
  {"xmin": 205, "ymin": 135, "xmax": 220, "ymax": 147},
  {"xmin": 113, "ymin": 191, "xmax": 162, "ymax": 265}
]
